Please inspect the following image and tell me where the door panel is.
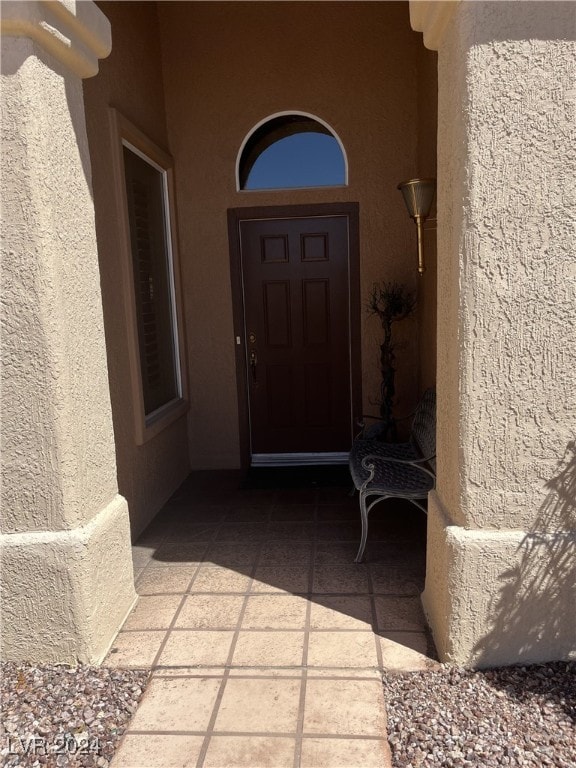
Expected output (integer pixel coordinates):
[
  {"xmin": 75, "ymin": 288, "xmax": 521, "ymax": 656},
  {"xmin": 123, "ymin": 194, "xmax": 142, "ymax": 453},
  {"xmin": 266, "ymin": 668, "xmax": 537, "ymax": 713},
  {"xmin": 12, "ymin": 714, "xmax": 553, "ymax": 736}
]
[{"xmin": 240, "ymin": 215, "xmax": 352, "ymax": 457}]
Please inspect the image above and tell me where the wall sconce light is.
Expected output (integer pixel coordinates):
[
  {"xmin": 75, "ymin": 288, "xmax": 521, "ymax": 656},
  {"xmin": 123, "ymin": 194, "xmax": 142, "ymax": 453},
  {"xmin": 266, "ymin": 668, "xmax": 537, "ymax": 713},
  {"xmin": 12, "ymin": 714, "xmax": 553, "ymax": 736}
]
[{"xmin": 397, "ymin": 178, "xmax": 436, "ymax": 276}]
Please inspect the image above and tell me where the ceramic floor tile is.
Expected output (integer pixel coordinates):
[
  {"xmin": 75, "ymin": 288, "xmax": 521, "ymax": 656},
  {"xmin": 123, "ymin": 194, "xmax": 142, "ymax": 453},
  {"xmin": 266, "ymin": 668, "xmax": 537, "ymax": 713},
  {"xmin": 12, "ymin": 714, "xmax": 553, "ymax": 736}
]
[
  {"xmin": 314, "ymin": 541, "xmax": 359, "ymax": 565},
  {"xmin": 234, "ymin": 489, "xmax": 278, "ymax": 505},
  {"xmin": 111, "ymin": 734, "xmax": 204, "ymax": 768},
  {"xmin": 214, "ymin": 678, "xmax": 300, "ymax": 733},
  {"xmin": 164, "ymin": 522, "xmax": 221, "ymax": 542},
  {"xmin": 316, "ymin": 522, "xmax": 360, "ymax": 541},
  {"xmin": 251, "ymin": 566, "xmax": 310, "ymax": 594},
  {"xmin": 111, "ymin": 473, "xmax": 434, "ymax": 767},
  {"xmin": 216, "ymin": 522, "xmax": 269, "ymax": 541},
  {"xmin": 105, "ymin": 631, "xmax": 165, "ymax": 667},
  {"xmin": 300, "ymin": 737, "xmax": 392, "ymax": 767},
  {"xmin": 203, "ymin": 542, "xmax": 260, "ymax": 568},
  {"xmin": 374, "ymin": 596, "xmax": 427, "ymax": 631},
  {"xmin": 132, "ymin": 562, "xmax": 152, "ymax": 581},
  {"xmin": 136, "ymin": 566, "xmax": 198, "ymax": 595},
  {"xmin": 365, "ymin": 541, "xmax": 426, "ymax": 567},
  {"xmin": 306, "ymin": 668, "xmax": 382, "ymax": 681},
  {"xmin": 316, "ymin": 487, "xmax": 355, "ymax": 504},
  {"xmin": 157, "ymin": 630, "xmax": 234, "ymax": 667},
  {"xmin": 267, "ymin": 521, "xmax": 316, "ymax": 540},
  {"xmin": 269, "ymin": 505, "xmax": 316, "ymax": 522},
  {"xmin": 214, "ymin": 677, "xmax": 301, "ymax": 733},
  {"xmin": 132, "ymin": 547, "xmax": 155, "ymax": 569},
  {"xmin": 316, "ymin": 505, "xmax": 358, "ymax": 522},
  {"xmin": 228, "ymin": 668, "xmax": 302, "ymax": 678},
  {"xmin": 241, "ymin": 594, "xmax": 308, "ymax": 629},
  {"xmin": 232, "ymin": 631, "xmax": 305, "ymax": 667},
  {"xmin": 154, "ymin": 667, "xmax": 233, "ymax": 677},
  {"xmin": 131, "ymin": 566, "xmax": 146, "ymax": 581},
  {"xmin": 122, "ymin": 595, "xmax": 182, "ymax": 630},
  {"xmin": 128, "ymin": 676, "xmax": 221, "ymax": 731},
  {"xmin": 378, "ymin": 632, "xmax": 437, "ymax": 671},
  {"xmin": 135, "ymin": 525, "xmax": 167, "ymax": 547},
  {"xmin": 175, "ymin": 594, "xmax": 245, "ymax": 629},
  {"xmin": 259, "ymin": 540, "xmax": 313, "ymax": 565},
  {"xmin": 313, "ymin": 564, "xmax": 369, "ymax": 593},
  {"xmin": 303, "ymin": 678, "xmax": 387, "ymax": 737},
  {"xmin": 369, "ymin": 565, "xmax": 425, "ymax": 595},
  {"xmin": 191, "ymin": 567, "xmax": 252, "ymax": 593},
  {"xmin": 203, "ymin": 736, "xmax": 295, "ymax": 768},
  {"xmin": 153, "ymin": 542, "xmax": 209, "ymax": 566},
  {"xmin": 275, "ymin": 489, "xmax": 318, "ymax": 505},
  {"xmin": 224, "ymin": 506, "xmax": 271, "ymax": 522},
  {"xmin": 165, "ymin": 503, "xmax": 229, "ymax": 522},
  {"xmin": 309, "ymin": 595, "xmax": 373, "ymax": 630},
  {"xmin": 307, "ymin": 631, "xmax": 379, "ymax": 669}
]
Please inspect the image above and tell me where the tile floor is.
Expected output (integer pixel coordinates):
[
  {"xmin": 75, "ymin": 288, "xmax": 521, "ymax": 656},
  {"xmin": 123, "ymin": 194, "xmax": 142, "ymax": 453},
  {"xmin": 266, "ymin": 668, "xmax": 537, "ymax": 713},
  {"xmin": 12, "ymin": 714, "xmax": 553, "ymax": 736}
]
[{"xmin": 108, "ymin": 471, "xmax": 437, "ymax": 768}]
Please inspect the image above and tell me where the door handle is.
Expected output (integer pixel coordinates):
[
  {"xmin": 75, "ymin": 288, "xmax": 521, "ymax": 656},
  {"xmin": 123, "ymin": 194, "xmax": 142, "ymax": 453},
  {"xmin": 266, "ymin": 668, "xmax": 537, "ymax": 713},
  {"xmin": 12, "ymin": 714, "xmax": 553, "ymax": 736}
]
[{"xmin": 250, "ymin": 350, "xmax": 258, "ymax": 381}]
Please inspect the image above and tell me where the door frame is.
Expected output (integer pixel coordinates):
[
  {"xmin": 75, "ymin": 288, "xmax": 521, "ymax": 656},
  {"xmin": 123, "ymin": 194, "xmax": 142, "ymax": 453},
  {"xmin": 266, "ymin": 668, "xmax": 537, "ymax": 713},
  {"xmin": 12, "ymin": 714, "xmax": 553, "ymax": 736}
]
[{"xmin": 227, "ymin": 202, "xmax": 362, "ymax": 470}]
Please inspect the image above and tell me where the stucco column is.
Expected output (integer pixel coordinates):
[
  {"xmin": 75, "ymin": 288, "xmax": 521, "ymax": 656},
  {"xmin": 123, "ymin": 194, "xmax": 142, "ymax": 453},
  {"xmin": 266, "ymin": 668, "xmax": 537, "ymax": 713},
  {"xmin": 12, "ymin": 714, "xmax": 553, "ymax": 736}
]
[
  {"xmin": 412, "ymin": 1, "xmax": 576, "ymax": 666},
  {"xmin": 1, "ymin": 1, "xmax": 137, "ymax": 663}
]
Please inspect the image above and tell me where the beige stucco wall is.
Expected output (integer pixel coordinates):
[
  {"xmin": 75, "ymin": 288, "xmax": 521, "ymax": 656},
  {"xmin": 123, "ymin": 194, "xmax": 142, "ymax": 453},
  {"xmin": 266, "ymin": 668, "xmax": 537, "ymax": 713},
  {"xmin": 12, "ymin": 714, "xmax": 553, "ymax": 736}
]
[
  {"xmin": 2, "ymin": 38, "xmax": 117, "ymax": 537},
  {"xmin": 416, "ymin": 44, "xmax": 438, "ymax": 393},
  {"xmin": 1, "ymin": 0, "xmax": 136, "ymax": 662},
  {"xmin": 156, "ymin": 1, "xmax": 433, "ymax": 467},
  {"xmin": 83, "ymin": 1, "xmax": 190, "ymax": 538},
  {"xmin": 421, "ymin": 0, "xmax": 576, "ymax": 666}
]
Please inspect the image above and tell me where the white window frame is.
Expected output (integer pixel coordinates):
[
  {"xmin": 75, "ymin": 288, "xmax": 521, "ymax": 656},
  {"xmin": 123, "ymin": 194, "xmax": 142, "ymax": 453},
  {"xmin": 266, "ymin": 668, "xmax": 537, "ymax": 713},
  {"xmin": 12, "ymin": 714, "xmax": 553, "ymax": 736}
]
[
  {"xmin": 109, "ymin": 108, "xmax": 188, "ymax": 445},
  {"xmin": 236, "ymin": 110, "xmax": 349, "ymax": 192}
]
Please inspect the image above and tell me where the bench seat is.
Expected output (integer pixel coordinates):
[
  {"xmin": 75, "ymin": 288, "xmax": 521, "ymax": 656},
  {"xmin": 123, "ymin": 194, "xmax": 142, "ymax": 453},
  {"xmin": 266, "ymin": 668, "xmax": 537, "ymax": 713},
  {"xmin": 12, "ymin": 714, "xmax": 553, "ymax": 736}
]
[{"xmin": 349, "ymin": 387, "xmax": 436, "ymax": 562}]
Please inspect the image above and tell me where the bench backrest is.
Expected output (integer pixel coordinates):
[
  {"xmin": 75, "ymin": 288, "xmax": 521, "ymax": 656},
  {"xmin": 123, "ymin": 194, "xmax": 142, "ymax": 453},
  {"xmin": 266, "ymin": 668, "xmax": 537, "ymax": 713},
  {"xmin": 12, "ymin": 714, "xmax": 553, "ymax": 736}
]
[{"xmin": 410, "ymin": 387, "xmax": 436, "ymax": 472}]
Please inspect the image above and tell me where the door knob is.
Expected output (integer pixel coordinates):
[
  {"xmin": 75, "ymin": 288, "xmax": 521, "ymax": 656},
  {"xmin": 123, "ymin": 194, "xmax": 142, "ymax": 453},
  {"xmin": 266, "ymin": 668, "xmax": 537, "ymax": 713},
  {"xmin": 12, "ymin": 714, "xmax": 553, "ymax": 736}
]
[{"xmin": 250, "ymin": 350, "xmax": 258, "ymax": 381}]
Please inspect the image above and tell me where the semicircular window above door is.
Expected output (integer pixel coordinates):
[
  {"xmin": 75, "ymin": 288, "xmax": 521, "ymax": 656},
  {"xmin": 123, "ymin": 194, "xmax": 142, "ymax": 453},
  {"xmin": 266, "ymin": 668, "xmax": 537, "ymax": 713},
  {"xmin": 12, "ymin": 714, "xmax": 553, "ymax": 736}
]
[{"xmin": 238, "ymin": 113, "xmax": 347, "ymax": 191}]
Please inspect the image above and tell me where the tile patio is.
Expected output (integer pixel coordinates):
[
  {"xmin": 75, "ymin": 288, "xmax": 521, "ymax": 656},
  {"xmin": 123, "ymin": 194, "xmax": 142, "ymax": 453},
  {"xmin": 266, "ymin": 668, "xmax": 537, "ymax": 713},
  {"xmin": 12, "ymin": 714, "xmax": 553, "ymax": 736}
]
[{"xmin": 108, "ymin": 471, "xmax": 437, "ymax": 767}]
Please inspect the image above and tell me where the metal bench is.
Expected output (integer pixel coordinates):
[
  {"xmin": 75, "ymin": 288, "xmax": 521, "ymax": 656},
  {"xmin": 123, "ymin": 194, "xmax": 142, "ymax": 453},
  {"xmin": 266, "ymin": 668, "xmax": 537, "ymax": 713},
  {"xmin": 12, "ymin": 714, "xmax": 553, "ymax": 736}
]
[{"xmin": 349, "ymin": 387, "xmax": 436, "ymax": 562}]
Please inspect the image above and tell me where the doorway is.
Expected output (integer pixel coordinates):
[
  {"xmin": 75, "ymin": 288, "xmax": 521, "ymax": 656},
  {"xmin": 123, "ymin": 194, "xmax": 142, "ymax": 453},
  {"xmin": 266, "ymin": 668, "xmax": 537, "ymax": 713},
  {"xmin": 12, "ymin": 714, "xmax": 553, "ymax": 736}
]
[{"xmin": 228, "ymin": 203, "xmax": 361, "ymax": 468}]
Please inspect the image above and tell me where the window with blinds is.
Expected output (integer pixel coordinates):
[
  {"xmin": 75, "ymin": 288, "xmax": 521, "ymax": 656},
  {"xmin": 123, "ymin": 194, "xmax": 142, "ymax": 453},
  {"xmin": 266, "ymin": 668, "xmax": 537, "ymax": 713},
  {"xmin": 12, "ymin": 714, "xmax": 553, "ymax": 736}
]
[{"xmin": 123, "ymin": 145, "xmax": 180, "ymax": 417}]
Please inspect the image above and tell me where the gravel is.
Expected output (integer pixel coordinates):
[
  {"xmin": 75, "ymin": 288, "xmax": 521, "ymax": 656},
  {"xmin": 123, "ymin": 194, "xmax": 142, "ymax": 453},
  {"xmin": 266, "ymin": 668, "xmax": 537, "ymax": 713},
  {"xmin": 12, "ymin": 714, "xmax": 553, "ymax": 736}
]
[
  {"xmin": 1, "ymin": 660, "xmax": 573, "ymax": 767},
  {"xmin": 384, "ymin": 661, "xmax": 575, "ymax": 768},
  {"xmin": 1, "ymin": 663, "xmax": 149, "ymax": 767}
]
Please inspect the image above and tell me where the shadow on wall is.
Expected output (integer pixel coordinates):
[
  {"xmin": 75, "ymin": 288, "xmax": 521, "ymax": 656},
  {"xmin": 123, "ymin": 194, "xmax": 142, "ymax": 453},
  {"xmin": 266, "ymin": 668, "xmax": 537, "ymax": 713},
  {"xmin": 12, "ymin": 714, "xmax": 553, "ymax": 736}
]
[{"xmin": 474, "ymin": 442, "xmax": 576, "ymax": 670}]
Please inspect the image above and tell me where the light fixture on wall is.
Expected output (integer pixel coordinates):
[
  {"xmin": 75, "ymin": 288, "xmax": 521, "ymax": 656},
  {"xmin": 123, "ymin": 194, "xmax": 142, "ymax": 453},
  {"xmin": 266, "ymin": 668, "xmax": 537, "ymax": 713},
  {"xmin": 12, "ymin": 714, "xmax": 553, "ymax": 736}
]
[{"xmin": 397, "ymin": 178, "xmax": 436, "ymax": 276}]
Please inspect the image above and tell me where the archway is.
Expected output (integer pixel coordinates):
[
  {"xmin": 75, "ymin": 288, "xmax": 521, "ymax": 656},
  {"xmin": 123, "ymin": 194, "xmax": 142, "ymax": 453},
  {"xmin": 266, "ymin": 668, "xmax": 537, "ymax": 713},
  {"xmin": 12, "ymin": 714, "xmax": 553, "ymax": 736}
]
[{"xmin": 236, "ymin": 112, "xmax": 347, "ymax": 190}]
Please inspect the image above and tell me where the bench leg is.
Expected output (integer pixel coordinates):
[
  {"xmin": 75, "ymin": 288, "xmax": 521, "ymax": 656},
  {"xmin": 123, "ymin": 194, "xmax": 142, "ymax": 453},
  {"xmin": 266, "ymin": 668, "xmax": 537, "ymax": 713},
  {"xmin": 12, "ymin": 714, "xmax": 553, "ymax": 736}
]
[{"xmin": 354, "ymin": 490, "xmax": 370, "ymax": 563}]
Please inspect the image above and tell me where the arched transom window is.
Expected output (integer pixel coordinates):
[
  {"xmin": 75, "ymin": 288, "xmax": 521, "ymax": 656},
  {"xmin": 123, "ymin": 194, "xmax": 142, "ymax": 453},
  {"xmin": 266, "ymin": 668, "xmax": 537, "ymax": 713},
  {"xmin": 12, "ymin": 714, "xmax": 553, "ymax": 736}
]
[{"xmin": 238, "ymin": 113, "xmax": 347, "ymax": 191}]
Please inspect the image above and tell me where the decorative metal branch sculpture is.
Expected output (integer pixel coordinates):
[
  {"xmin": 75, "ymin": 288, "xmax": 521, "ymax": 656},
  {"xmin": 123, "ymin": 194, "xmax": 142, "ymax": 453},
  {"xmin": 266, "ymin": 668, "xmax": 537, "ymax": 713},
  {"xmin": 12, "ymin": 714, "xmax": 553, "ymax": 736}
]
[{"xmin": 367, "ymin": 281, "xmax": 416, "ymax": 441}]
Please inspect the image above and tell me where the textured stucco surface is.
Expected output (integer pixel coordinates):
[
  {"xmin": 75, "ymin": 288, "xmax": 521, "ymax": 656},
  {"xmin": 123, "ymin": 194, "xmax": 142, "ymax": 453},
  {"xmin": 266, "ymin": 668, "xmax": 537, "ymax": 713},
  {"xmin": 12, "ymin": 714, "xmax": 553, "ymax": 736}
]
[
  {"xmin": 0, "ymin": 0, "xmax": 111, "ymax": 78},
  {"xmin": 1, "ymin": 0, "xmax": 136, "ymax": 663},
  {"xmin": 438, "ymin": 0, "xmax": 576, "ymax": 531},
  {"xmin": 83, "ymin": 1, "xmax": 190, "ymax": 538},
  {"xmin": 424, "ymin": 0, "xmax": 576, "ymax": 666},
  {"xmin": 416, "ymin": 43, "xmax": 438, "ymax": 393},
  {"xmin": 156, "ymin": 1, "xmax": 433, "ymax": 468},
  {"xmin": 423, "ymin": 491, "xmax": 576, "ymax": 667},
  {"xmin": 1, "ymin": 496, "xmax": 137, "ymax": 664},
  {"xmin": 1, "ymin": 37, "xmax": 118, "ymax": 534},
  {"xmin": 434, "ymin": 0, "xmax": 468, "ymax": 528}
]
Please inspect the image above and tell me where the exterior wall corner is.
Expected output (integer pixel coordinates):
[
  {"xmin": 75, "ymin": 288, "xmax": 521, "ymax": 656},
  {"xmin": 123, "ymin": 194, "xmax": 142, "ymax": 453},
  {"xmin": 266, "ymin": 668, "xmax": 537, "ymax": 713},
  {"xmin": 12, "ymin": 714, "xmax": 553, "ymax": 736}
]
[
  {"xmin": 428, "ymin": 0, "xmax": 576, "ymax": 666},
  {"xmin": 1, "ymin": 0, "xmax": 135, "ymax": 662}
]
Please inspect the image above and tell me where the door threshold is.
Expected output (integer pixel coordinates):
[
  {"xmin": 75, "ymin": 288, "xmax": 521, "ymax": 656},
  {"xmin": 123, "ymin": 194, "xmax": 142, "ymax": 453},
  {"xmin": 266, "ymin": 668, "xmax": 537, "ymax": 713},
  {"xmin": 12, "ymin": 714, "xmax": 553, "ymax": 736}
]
[{"xmin": 251, "ymin": 452, "xmax": 349, "ymax": 467}]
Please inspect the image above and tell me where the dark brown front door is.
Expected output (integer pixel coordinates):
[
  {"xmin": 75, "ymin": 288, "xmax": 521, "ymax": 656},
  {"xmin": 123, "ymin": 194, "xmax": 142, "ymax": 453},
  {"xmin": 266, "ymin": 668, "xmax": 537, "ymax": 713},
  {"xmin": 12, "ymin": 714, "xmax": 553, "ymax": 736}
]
[{"xmin": 230, "ymin": 206, "xmax": 360, "ymax": 464}]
